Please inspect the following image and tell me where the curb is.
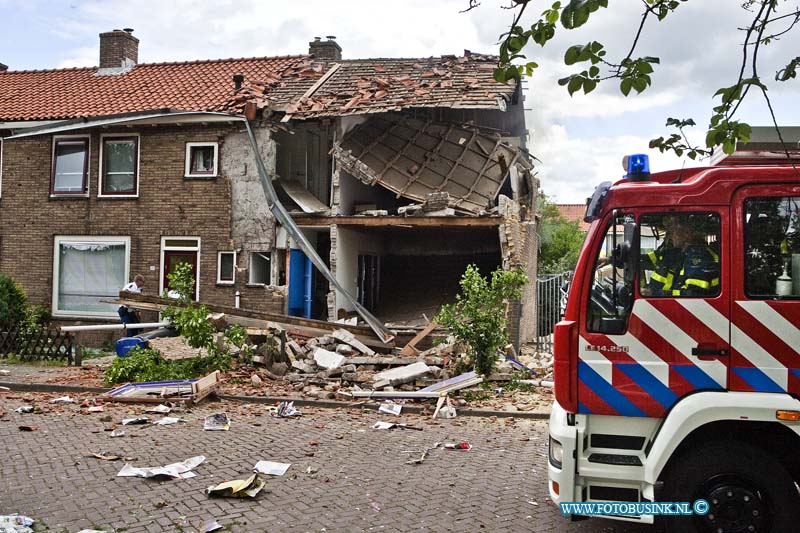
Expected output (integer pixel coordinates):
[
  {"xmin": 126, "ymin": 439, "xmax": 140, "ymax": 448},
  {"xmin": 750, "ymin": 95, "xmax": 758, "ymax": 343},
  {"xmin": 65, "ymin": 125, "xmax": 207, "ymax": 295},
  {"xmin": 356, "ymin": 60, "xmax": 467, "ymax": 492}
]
[{"xmin": 0, "ymin": 381, "xmax": 551, "ymax": 420}]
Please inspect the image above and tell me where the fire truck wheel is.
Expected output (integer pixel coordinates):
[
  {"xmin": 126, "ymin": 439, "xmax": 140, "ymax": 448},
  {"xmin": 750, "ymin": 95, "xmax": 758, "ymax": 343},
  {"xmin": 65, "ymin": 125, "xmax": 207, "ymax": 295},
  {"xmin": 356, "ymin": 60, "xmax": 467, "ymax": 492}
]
[{"xmin": 661, "ymin": 440, "xmax": 800, "ymax": 532}]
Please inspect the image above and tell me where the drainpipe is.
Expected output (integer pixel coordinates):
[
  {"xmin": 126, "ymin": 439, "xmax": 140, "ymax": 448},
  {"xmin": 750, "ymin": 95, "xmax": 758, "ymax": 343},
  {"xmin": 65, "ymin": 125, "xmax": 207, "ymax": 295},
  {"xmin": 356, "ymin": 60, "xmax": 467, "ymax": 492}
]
[{"xmin": 235, "ymin": 290, "xmax": 241, "ymax": 309}]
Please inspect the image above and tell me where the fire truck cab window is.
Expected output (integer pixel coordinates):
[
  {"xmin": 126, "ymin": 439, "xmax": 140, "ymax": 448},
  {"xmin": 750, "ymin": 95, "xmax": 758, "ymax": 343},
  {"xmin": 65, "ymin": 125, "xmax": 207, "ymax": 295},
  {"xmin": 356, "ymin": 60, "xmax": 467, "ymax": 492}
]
[
  {"xmin": 639, "ymin": 213, "xmax": 721, "ymax": 298},
  {"xmin": 744, "ymin": 197, "xmax": 800, "ymax": 299},
  {"xmin": 586, "ymin": 217, "xmax": 634, "ymax": 334}
]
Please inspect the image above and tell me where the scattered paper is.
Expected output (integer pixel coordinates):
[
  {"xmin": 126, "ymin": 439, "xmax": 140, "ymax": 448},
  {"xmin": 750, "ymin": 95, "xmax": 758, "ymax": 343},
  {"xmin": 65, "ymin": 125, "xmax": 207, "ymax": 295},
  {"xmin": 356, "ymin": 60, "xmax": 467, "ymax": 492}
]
[
  {"xmin": 117, "ymin": 455, "xmax": 205, "ymax": 479},
  {"xmin": 15, "ymin": 406, "xmax": 34, "ymax": 414},
  {"xmin": 122, "ymin": 417, "xmax": 149, "ymax": 425},
  {"xmin": 372, "ymin": 421, "xmax": 422, "ymax": 431},
  {"xmin": 50, "ymin": 396, "xmax": 74, "ymax": 404},
  {"xmin": 207, "ymin": 473, "xmax": 265, "ymax": 498},
  {"xmin": 378, "ymin": 403, "xmax": 402, "ymax": 416},
  {"xmin": 0, "ymin": 515, "xmax": 35, "ymax": 533},
  {"xmin": 271, "ymin": 401, "xmax": 301, "ymax": 418},
  {"xmin": 203, "ymin": 412, "xmax": 230, "ymax": 431},
  {"xmin": 203, "ymin": 520, "xmax": 224, "ymax": 532},
  {"xmin": 0, "ymin": 369, "xmax": 11, "ymax": 375},
  {"xmin": 253, "ymin": 461, "xmax": 291, "ymax": 476},
  {"xmin": 87, "ymin": 406, "xmax": 105, "ymax": 413},
  {"xmin": 146, "ymin": 404, "xmax": 172, "ymax": 414},
  {"xmin": 154, "ymin": 417, "xmax": 182, "ymax": 426}
]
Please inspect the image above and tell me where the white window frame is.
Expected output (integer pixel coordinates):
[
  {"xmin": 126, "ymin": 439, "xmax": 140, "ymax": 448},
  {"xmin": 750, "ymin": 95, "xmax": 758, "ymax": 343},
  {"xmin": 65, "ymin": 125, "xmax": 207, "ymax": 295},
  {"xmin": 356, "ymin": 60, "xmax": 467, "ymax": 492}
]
[
  {"xmin": 51, "ymin": 134, "xmax": 90, "ymax": 197},
  {"xmin": 184, "ymin": 142, "xmax": 219, "ymax": 178},
  {"xmin": 217, "ymin": 251, "xmax": 236, "ymax": 285},
  {"xmin": 159, "ymin": 236, "xmax": 201, "ymax": 300},
  {"xmin": 52, "ymin": 235, "xmax": 131, "ymax": 319},
  {"xmin": 99, "ymin": 133, "xmax": 140, "ymax": 198},
  {"xmin": 248, "ymin": 251, "xmax": 272, "ymax": 285}
]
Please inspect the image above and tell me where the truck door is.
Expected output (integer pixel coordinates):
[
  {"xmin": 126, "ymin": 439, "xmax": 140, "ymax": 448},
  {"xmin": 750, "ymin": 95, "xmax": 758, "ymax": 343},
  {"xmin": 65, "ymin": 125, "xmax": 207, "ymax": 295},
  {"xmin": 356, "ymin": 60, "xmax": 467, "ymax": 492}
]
[
  {"xmin": 731, "ymin": 187, "xmax": 800, "ymax": 394},
  {"xmin": 578, "ymin": 209, "xmax": 729, "ymax": 418}
]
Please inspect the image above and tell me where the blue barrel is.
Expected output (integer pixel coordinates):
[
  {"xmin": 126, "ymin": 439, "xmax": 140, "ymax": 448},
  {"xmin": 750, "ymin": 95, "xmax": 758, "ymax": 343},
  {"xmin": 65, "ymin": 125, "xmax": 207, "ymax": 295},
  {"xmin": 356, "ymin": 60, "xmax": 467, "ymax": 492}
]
[{"xmin": 116, "ymin": 337, "xmax": 145, "ymax": 357}]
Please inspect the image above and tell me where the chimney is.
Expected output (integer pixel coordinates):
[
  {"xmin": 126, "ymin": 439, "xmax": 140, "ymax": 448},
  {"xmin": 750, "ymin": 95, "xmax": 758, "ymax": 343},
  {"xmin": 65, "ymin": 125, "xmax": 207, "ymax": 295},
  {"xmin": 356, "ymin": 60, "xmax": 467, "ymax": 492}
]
[
  {"xmin": 99, "ymin": 28, "xmax": 139, "ymax": 68},
  {"xmin": 0, "ymin": 63, "xmax": 7, "ymax": 72},
  {"xmin": 308, "ymin": 36, "xmax": 342, "ymax": 61}
]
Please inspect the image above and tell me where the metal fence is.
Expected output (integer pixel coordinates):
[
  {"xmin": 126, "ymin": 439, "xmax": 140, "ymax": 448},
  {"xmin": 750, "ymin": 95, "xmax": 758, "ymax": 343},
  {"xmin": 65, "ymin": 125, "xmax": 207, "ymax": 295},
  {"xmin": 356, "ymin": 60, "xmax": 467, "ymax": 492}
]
[{"xmin": 534, "ymin": 271, "xmax": 572, "ymax": 354}]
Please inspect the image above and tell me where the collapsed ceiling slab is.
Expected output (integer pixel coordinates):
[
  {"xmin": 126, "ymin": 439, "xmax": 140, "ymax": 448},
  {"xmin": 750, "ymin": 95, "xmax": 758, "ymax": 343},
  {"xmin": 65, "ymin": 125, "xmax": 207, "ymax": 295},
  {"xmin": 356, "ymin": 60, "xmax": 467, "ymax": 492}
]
[{"xmin": 333, "ymin": 114, "xmax": 532, "ymax": 215}]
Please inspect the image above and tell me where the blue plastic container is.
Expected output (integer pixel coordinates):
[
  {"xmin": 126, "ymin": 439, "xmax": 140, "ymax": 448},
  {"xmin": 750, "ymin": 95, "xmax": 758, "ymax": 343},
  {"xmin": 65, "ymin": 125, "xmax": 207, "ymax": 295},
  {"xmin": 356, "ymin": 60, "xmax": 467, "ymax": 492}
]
[{"xmin": 116, "ymin": 337, "xmax": 145, "ymax": 358}]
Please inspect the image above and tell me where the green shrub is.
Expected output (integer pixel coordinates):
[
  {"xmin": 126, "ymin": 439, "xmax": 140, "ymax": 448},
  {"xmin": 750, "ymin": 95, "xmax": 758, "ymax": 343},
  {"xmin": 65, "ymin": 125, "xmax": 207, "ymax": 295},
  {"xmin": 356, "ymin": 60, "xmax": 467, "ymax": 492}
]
[
  {"xmin": 436, "ymin": 265, "xmax": 528, "ymax": 377},
  {"xmin": 0, "ymin": 274, "xmax": 28, "ymax": 329},
  {"xmin": 104, "ymin": 347, "xmax": 231, "ymax": 385}
]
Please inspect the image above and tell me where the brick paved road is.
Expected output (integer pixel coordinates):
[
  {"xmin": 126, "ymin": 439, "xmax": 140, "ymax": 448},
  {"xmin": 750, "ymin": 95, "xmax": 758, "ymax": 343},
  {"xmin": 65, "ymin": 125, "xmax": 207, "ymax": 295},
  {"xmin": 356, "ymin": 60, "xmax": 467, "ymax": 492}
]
[{"xmin": 0, "ymin": 394, "xmax": 653, "ymax": 532}]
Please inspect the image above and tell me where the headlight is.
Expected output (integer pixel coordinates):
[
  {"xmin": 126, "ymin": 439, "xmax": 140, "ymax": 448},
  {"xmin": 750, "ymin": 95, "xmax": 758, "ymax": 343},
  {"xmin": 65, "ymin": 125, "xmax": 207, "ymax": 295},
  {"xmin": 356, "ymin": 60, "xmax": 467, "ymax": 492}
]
[{"xmin": 549, "ymin": 436, "xmax": 563, "ymax": 468}]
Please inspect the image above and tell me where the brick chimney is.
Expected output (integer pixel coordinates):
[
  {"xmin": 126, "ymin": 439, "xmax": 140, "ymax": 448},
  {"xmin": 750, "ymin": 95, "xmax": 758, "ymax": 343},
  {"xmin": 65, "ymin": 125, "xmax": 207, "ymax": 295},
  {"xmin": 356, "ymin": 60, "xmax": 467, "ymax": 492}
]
[
  {"xmin": 99, "ymin": 28, "xmax": 139, "ymax": 68},
  {"xmin": 308, "ymin": 36, "xmax": 341, "ymax": 61}
]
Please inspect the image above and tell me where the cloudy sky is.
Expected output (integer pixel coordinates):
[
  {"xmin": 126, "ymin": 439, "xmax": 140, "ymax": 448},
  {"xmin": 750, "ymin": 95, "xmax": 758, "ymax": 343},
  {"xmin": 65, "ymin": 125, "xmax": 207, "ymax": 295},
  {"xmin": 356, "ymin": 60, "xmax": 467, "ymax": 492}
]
[{"xmin": 2, "ymin": 0, "xmax": 799, "ymax": 202}]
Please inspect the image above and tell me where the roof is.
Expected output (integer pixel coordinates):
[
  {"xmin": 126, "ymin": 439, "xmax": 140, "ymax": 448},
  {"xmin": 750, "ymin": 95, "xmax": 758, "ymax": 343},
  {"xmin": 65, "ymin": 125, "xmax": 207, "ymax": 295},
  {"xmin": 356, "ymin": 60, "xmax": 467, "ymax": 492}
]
[
  {"xmin": 0, "ymin": 56, "xmax": 319, "ymax": 121},
  {"xmin": 555, "ymin": 204, "xmax": 591, "ymax": 231},
  {"xmin": 0, "ymin": 51, "xmax": 517, "ymax": 123},
  {"xmin": 282, "ymin": 53, "xmax": 516, "ymax": 120}
]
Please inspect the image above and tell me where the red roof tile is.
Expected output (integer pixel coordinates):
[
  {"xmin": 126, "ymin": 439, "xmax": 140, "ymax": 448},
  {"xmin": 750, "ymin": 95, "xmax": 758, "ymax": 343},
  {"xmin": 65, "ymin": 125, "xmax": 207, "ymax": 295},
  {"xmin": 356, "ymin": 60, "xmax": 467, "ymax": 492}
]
[
  {"xmin": 0, "ymin": 56, "xmax": 314, "ymax": 121},
  {"xmin": 555, "ymin": 204, "xmax": 591, "ymax": 231}
]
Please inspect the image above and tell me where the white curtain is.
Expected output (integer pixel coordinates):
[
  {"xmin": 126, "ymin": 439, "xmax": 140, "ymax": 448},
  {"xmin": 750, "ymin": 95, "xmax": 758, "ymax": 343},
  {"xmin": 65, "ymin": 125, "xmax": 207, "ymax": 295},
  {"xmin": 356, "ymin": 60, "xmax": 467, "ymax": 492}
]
[{"xmin": 58, "ymin": 242, "xmax": 126, "ymax": 313}]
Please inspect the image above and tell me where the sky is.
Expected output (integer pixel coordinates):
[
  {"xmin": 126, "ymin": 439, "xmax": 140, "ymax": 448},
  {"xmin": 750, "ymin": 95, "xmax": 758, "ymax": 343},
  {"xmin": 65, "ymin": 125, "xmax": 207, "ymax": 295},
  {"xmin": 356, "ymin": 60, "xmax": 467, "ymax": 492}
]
[{"xmin": 2, "ymin": 0, "xmax": 799, "ymax": 203}]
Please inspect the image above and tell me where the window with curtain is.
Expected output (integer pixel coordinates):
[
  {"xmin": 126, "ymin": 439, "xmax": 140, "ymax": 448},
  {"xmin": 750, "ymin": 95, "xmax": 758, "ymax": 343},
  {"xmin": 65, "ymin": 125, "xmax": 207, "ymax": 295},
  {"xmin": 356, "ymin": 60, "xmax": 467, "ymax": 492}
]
[
  {"xmin": 55, "ymin": 239, "xmax": 128, "ymax": 315},
  {"xmin": 102, "ymin": 137, "xmax": 138, "ymax": 195},
  {"xmin": 52, "ymin": 138, "xmax": 88, "ymax": 195}
]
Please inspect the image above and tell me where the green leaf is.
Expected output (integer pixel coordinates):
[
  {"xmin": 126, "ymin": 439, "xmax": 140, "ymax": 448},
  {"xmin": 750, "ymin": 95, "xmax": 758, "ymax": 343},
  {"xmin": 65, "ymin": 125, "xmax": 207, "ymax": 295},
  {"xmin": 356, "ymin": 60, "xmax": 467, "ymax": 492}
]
[
  {"xmin": 567, "ymin": 76, "xmax": 583, "ymax": 95},
  {"xmin": 564, "ymin": 45, "xmax": 581, "ymax": 65},
  {"xmin": 620, "ymin": 77, "xmax": 633, "ymax": 96},
  {"xmin": 589, "ymin": 65, "xmax": 599, "ymax": 77},
  {"xmin": 632, "ymin": 76, "xmax": 648, "ymax": 93},
  {"xmin": 583, "ymin": 79, "xmax": 597, "ymax": 93}
]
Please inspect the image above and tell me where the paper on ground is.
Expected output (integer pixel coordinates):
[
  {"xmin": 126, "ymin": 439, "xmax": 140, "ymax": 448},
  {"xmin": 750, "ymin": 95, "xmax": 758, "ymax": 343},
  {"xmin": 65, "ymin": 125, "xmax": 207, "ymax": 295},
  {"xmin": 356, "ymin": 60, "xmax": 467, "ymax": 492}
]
[
  {"xmin": 372, "ymin": 421, "xmax": 396, "ymax": 430},
  {"xmin": 117, "ymin": 455, "xmax": 205, "ymax": 479},
  {"xmin": 203, "ymin": 412, "xmax": 230, "ymax": 431},
  {"xmin": 146, "ymin": 404, "xmax": 171, "ymax": 414},
  {"xmin": 378, "ymin": 403, "xmax": 402, "ymax": 416},
  {"xmin": 154, "ymin": 417, "xmax": 182, "ymax": 425},
  {"xmin": 0, "ymin": 514, "xmax": 35, "ymax": 533},
  {"xmin": 206, "ymin": 473, "xmax": 265, "ymax": 498},
  {"xmin": 50, "ymin": 396, "xmax": 74, "ymax": 404},
  {"xmin": 122, "ymin": 417, "xmax": 149, "ymax": 425},
  {"xmin": 253, "ymin": 461, "xmax": 291, "ymax": 476}
]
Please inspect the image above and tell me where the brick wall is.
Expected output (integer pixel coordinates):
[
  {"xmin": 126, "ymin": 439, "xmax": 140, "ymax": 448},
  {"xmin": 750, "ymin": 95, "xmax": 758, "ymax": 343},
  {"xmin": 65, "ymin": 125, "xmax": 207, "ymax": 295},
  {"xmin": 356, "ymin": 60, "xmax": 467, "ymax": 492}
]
[{"xmin": 0, "ymin": 123, "xmax": 285, "ymax": 346}]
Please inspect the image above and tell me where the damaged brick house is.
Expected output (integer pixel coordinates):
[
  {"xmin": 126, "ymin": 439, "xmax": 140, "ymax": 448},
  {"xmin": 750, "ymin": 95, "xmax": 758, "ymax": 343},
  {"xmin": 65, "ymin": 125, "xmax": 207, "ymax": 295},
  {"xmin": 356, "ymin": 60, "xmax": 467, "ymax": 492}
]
[{"xmin": 0, "ymin": 30, "xmax": 538, "ymax": 346}]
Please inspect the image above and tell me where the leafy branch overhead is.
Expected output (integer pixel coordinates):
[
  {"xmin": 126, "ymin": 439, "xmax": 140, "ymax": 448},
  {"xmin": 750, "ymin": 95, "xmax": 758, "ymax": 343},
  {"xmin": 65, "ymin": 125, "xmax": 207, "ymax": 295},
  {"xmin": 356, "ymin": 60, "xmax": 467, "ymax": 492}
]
[{"xmin": 481, "ymin": 0, "xmax": 800, "ymax": 157}]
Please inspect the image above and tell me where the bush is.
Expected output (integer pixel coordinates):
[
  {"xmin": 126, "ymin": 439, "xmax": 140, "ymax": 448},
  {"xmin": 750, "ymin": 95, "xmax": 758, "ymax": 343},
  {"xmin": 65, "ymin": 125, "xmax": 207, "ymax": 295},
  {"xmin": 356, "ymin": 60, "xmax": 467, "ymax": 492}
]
[
  {"xmin": 104, "ymin": 347, "xmax": 231, "ymax": 385},
  {"xmin": 436, "ymin": 265, "xmax": 528, "ymax": 377},
  {"xmin": 0, "ymin": 274, "xmax": 28, "ymax": 329}
]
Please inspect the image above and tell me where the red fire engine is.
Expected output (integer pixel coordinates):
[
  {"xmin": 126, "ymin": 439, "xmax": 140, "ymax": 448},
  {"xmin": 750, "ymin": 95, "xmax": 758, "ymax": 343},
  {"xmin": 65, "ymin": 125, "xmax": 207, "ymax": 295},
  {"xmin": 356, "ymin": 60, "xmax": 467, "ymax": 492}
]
[{"xmin": 548, "ymin": 153, "xmax": 800, "ymax": 531}]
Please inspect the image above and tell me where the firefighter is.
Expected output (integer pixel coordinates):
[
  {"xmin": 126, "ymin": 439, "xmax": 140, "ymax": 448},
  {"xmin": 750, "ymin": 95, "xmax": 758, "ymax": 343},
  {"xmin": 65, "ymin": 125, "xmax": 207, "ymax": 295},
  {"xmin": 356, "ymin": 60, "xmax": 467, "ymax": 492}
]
[{"xmin": 643, "ymin": 215, "xmax": 720, "ymax": 297}]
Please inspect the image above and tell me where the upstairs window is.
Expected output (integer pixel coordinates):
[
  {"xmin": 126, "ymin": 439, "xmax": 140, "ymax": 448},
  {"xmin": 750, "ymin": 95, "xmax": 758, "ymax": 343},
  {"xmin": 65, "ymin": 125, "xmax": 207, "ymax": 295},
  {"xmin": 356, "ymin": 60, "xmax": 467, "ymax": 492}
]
[
  {"xmin": 101, "ymin": 135, "xmax": 138, "ymax": 196},
  {"xmin": 52, "ymin": 136, "xmax": 89, "ymax": 195},
  {"xmin": 185, "ymin": 142, "xmax": 218, "ymax": 178}
]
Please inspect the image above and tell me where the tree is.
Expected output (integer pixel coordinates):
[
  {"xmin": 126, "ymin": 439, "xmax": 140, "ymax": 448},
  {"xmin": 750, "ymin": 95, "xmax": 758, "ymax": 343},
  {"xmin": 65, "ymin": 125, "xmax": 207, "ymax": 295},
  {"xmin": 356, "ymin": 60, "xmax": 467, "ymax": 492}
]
[
  {"xmin": 538, "ymin": 193, "xmax": 586, "ymax": 273},
  {"xmin": 466, "ymin": 0, "xmax": 800, "ymax": 159}
]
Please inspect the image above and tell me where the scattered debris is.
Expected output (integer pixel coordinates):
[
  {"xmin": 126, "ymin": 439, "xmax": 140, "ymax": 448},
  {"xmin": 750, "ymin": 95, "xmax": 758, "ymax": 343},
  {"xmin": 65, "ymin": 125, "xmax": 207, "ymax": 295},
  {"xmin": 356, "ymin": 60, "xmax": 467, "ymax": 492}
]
[
  {"xmin": 18, "ymin": 426, "xmax": 39, "ymax": 432},
  {"xmin": 203, "ymin": 520, "xmax": 224, "ymax": 533},
  {"xmin": 207, "ymin": 473, "xmax": 265, "ymax": 498},
  {"xmin": 50, "ymin": 396, "xmax": 75, "ymax": 404},
  {"xmin": 253, "ymin": 461, "xmax": 291, "ymax": 476},
  {"xmin": 110, "ymin": 429, "xmax": 126, "ymax": 438},
  {"xmin": 372, "ymin": 421, "xmax": 422, "ymax": 431},
  {"xmin": 0, "ymin": 369, "xmax": 11, "ymax": 376},
  {"xmin": 117, "ymin": 455, "xmax": 205, "ymax": 479},
  {"xmin": 271, "ymin": 401, "xmax": 301, "ymax": 418},
  {"xmin": 203, "ymin": 413, "xmax": 231, "ymax": 431},
  {"xmin": 154, "ymin": 417, "xmax": 183, "ymax": 426},
  {"xmin": 88, "ymin": 451, "xmax": 133, "ymax": 462},
  {"xmin": 373, "ymin": 362, "xmax": 431, "ymax": 387},
  {"xmin": 87, "ymin": 406, "xmax": 105, "ymax": 413},
  {"xmin": 250, "ymin": 373, "xmax": 263, "ymax": 387},
  {"xmin": 444, "ymin": 442, "xmax": 472, "ymax": 450},
  {"xmin": 106, "ymin": 371, "xmax": 220, "ymax": 404},
  {"xmin": 0, "ymin": 514, "xmax": 35, "ymax": 533},
  {"xmin": 378, "ymin": 403, "xmax": 402, "ymax": 416},
  {"xmin": 404, "ymin": 442, "xmax": 442, "ymax": 465},
  {"xmin": 15, "ymin": 406, "xmax": 34, "ymax": 414},
  {"xmin": 313, "ymin": 348, "xmax": 346, "ymax": 370},
  {"xmin": 122, "ymin": 417, "xmax": 149, "ymax": 425},
  {"xmin": 145, "ymin": 404, "xmax": 172, "ymax": 414}
]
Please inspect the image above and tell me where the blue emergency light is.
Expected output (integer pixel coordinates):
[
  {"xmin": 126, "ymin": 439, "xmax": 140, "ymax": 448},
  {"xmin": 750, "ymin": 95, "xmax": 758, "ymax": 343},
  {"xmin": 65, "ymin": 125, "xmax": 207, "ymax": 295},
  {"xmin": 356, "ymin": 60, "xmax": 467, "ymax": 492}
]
[{"xmin": 624, "ymin": 153, "xmax": 650, "ymax": 182}]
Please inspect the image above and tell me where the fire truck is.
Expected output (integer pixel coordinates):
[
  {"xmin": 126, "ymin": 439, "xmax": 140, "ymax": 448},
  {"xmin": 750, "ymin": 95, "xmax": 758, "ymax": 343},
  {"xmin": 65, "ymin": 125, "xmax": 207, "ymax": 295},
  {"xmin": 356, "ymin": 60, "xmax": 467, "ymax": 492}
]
[{"xmin": 548, "ymin": 153, "xmax": 800, "ymax": 531}]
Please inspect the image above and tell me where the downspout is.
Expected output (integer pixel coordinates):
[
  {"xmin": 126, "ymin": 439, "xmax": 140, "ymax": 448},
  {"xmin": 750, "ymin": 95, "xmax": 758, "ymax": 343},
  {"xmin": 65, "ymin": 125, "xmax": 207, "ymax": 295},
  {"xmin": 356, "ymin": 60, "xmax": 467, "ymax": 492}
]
[{"xmin": 243, "ymin": 119, "xmax": 394, "ymax": 343}]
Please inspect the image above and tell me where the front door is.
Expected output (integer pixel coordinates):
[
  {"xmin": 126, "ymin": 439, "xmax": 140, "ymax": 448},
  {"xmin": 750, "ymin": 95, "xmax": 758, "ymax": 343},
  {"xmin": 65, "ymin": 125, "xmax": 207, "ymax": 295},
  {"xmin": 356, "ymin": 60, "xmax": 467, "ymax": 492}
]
[
  {"xmin": 578, "ymin": 210, "xmax": 729, "ymax": 418},
  {"xmin": 163, "ymin": 250, "xmax": 198, "ymax": 300}
]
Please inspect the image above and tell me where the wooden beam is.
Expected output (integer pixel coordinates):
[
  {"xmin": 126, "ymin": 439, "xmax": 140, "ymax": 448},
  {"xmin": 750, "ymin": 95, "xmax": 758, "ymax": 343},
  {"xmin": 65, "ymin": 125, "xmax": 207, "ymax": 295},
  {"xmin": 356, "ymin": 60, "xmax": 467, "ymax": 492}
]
[
  {"xmin": 291, "ymin": 216, "xmax": 502, "ymax": 227},
  {"xmin": 399, "ymin": 321, "xmax": 440, "ymax": 356}
]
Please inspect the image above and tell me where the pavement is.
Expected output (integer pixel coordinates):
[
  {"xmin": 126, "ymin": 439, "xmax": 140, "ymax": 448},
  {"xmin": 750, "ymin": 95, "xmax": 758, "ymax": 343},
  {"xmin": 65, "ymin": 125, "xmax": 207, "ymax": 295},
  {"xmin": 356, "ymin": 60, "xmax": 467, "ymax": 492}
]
[{"xmin": 0, "ymin": 389, "xmax": 655, "ymax": 533}]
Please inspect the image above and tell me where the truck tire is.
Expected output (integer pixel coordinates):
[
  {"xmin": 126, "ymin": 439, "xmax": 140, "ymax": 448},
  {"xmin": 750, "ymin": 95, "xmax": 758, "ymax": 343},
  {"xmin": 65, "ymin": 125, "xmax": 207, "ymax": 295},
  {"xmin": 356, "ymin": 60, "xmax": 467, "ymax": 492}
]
[{"xmin": 661, "ymin": 440, "xmax": 800, "ymax": 532}]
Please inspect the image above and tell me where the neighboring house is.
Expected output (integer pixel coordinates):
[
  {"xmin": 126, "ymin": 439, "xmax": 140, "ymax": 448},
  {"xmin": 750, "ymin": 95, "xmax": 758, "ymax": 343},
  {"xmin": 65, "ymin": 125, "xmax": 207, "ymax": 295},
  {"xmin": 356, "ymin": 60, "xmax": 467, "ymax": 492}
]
[
  {"xmin": 0, "ymin": 30, "xmax": 538, "ymax": 346},
  {"xmin": 554, "ymin": 204, "xmax": 591, "ymax": 232}
]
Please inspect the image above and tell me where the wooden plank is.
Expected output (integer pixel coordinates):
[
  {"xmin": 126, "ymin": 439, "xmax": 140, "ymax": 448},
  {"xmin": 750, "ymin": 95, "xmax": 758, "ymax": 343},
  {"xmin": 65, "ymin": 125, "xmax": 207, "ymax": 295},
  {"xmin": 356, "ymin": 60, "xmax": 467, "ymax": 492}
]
[
  {"xmin": 291, "ymin": 216, "xmax": 502, "ymax": 227},
  {"xmin": 399, "ymin": 321, "xmax": 439, "ymax": 356},
  {"xmin": 279, "ymin": 180, "xmax": 329, "ymax": 213}
]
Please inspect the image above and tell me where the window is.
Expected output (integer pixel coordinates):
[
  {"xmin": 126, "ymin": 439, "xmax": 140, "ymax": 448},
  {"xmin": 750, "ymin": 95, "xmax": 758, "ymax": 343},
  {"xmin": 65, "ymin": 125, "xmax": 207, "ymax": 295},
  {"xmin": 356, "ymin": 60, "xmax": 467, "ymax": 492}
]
[
  {"xmin": 51, "ymin": 136, "xmax": 89, "ymax": 195},
  {"xmin": 639, "ymin": 212, "xmax": 721, "ymax": 298},
  {"xmin": 744, "ymin": 197, "xmax": 800, "ymax": 298},
  {"xmin": 249, "ymin": 252, "xmax": 271, "ymax": 284},
  {"xmin": 100, "ymin": 135, "xmax": 139, "ymax": 196},
  {"xmin": 52, "ymin": 236, "xmax": 130, "ymax": 317},
  {"xmin": 586, "ymin": 214, "xmax": 634, "ymax": 334},
  {"xmin": 185, "ymin": 142, "xmax": 218, "ymax": 178},
  {"xmin": 161, "ymin": 237, "xmax": 200, "ymax": 300},
  {"xmin": 217, "ymin": 251, "xmax": 236, "ymax": 284}
]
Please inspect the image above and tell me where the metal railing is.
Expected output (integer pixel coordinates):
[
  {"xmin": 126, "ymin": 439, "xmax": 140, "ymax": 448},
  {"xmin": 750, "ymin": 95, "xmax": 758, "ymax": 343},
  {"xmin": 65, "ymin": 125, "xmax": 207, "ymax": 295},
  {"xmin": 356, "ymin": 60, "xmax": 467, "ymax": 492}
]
[{"xmin": 534, "ymin": 271, "xmax": 572, "ymax": 354}]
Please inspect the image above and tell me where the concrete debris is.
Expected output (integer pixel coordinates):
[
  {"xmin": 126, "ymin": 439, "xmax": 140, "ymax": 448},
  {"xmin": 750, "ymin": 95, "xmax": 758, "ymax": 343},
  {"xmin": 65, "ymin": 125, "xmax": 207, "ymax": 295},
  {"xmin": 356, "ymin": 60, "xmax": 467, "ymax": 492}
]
[
  {"xmin": 313, "ymin": 348, "xmax": 346, "ymax": 370},
  {"xmin": 331, "ymin": 329, "xmax": 375, "ymax": 356},
  {"xmin": 374, "ymin": 362, "xmax": 431, "ymax": 387}
]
